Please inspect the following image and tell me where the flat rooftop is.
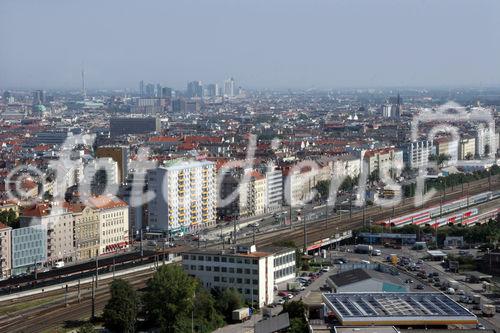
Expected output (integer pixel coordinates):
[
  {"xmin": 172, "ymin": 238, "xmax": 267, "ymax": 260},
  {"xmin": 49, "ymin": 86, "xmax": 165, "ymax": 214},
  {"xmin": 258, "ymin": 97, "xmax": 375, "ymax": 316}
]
[
  {"xmin": 323, "ymin": 292, "xmax": 477, "ymax": 326},
  {"xmin": 334, "ymin": 326, "xmax": 399, "ymax": 333}
]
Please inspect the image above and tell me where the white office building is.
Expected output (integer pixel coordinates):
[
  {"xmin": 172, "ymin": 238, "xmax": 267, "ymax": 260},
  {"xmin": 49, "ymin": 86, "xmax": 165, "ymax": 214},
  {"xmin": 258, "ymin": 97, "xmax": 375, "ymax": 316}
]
[{"xmin": 181, "ymin": 245, "xmax": 295, "ymax": 307}]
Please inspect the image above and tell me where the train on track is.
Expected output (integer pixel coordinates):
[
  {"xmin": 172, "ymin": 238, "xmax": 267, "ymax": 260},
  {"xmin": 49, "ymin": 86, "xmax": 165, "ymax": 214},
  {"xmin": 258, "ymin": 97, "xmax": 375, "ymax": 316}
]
[
  {"xmin": 376, "ymin": 190, "xmax": 500, "ymax": 228},
  {"xmin": 0, "ymin": 250, "xmax": 159, "ymax": 293}
]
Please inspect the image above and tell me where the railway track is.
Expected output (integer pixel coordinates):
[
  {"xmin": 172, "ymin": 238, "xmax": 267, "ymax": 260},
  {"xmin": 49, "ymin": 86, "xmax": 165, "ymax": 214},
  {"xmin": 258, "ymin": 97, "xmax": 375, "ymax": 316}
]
[
  {"xmin": 251, "ymin": 176, "xmax": 499, "ymax": 248},
  {"xmin": 0, "ymin": 269, "xmax": 154, "ymax": 333}
]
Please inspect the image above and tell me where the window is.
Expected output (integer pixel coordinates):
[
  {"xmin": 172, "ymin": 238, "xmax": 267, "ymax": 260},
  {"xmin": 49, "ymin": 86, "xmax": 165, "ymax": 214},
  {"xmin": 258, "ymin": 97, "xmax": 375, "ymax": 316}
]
[
  {"xmin": 228, "ymin": 257, "xmax": 235, "ymax": 263},
  {"xmin": 206, "ymin": 266, "xmax": 212, "ymax": 271},
  {"xmin": 237, "ymin": 278, "xmax": 242, "ymax": 284},
  {"xmin": 236, "ymin": 268, "xmax": 242, "ymax": 274},
  {"xmin": 252, "ymin": 279, "xmax": 258, "ymax": 285},
  {"xmin": 214, "ymin": 266, "xmax": 220, "ymax": 272},
  {"xmin": 221, "ymin": 267, "xmax": 227, "ymax": 273},
  {"xmin": 229, "ymin": 268, "xmax": 234, "ymax": 273},
  {"xmin": 214, "ymin": 257, "xmax": 220, "ymax": 262},
  {"xmin": 198, "ymin": 255, "xmax": 204, "ymax": 261},
  {"xmin": 214, "ymin": 276, "xmax": 220, "ymax": 282},
  {"xmin": 244, "ymin": 269, "xmax": 250, "ymax": 274},
  {"xmin": 252, "ymin": 269, "xmax": 258, "ymax": 275},
  {"xmin": 244, "ymin": 259, "xmax": 250, "ymax": 264},
  {"xmin": 221, "ymin": 257, "xmax": 227, "ymax": 263},
  {"xmin": 221, "ymin": 277, "xmax": 227, "ymax": 282}
]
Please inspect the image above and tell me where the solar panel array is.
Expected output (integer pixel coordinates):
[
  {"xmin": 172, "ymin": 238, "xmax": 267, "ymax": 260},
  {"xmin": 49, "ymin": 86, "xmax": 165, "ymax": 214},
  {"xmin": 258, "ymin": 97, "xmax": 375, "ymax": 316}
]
[{"xmin": 324, "ymin": 293, "xmax": 473, "ymax": 319}]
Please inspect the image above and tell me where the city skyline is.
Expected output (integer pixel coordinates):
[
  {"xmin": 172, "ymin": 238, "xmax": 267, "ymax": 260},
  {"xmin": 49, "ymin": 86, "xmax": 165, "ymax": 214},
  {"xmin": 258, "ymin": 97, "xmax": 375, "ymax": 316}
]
[{"xmin": 1, "ymin": 0, "xmax": 500, "ymax": 90}]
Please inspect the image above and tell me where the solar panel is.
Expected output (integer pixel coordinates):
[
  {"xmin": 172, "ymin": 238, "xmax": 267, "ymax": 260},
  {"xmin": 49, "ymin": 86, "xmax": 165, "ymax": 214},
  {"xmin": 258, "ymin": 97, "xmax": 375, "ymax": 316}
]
[{"xmin": 323, "ymin": 292, "xmax": 476, "ymax": 320}]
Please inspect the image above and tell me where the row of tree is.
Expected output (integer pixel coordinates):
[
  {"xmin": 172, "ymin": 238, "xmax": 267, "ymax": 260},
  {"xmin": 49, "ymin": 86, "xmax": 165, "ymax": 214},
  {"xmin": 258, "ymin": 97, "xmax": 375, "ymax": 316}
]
[{"xmin": 99, "ymin": 265, "xmax": 246, "ymax": 333}]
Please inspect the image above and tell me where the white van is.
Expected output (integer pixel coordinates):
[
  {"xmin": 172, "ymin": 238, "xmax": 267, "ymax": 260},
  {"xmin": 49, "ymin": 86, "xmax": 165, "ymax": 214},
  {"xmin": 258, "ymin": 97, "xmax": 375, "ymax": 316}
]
[{"xmin": 54, "ymin": 261, "xmax": 65, "ymax": 269}]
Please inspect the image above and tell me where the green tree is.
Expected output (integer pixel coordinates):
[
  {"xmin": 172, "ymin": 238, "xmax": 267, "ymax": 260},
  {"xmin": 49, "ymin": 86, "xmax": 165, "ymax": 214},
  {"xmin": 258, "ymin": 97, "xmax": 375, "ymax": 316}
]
[
  {"xmin": 180, "ymin": 285, "xmax": 224, "ymax": 332},
  {"xmin": 314, "ymin": 180, "xmax": 331, "ymax": 200},
  {"xmin": 282, "ymin": 300, "xmax": 308, "ymax": 333},
  {"xmin": 143, "ymin": 265, "xmax": 197, "ymax": 333},
  {"xmin": 369, "ymin": 170, "xmax": 380, "ymax": 184},
  {"xmin": 77, "ymin": 323, "xmax": 96, "ymax": 333},
  {"xmin": 281, "ymin": 300, "xmax": 306, "ymax": 319},
  {"xmin": 0, "ymin": 209, "xmax": 19, "ymax": 228},
  {"xmin": 289, "ymin": 317, "xmax": 308, "ymax": 333},
  {"xmin": 213, "ymin": 287, "xmax": 245, "ymax": 322},
  {"xmin": 103, "ymin": 279, "xmax": 139, "ymax": 333}
]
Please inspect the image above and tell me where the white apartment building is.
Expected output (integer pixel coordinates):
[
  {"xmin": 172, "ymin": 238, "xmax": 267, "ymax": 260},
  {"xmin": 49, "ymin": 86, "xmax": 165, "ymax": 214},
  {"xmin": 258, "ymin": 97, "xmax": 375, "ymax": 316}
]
[
  {"xmin": 330, "ymin": 154, "xmax": 361, "ymax": 179},
  {"xmin": 182, "ymin": 245, "xmax": 296, "ymax": 307},
  {"xmin": 475, "ymin": 126, "xmax": 498, "ymax": 158},
  {"xmin": 83, "ymin": 157, "xmax": 119, "ymax": 187},
  {"xmin": 363, "ymin": 148, "xmax": 404, "ymax": 178},
  {"xmin": 266, "ymin": 167, "xmax": 283, "ymax": 212},
  {"xmin": 402, "ymin": 140, "xmax": 434, "ymax": 169},
  {"xmin": 148, "ymin": 160, "xmax": 217, "ymax": 234},
  {"xmin": 87, "ymin": 196, "xmax": 129, "ymax": 254}
]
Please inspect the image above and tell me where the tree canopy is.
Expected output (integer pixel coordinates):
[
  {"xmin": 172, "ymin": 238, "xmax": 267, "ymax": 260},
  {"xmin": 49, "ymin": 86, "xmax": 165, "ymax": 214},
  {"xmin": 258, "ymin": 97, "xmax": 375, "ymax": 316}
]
[{"xmin": 103, "ymin": 279, "xmax": 139, "ymax": 333}]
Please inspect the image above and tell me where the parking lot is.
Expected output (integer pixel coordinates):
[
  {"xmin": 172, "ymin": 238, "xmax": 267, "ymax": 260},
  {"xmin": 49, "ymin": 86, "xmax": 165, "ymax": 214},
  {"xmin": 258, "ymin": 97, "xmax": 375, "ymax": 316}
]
[{"xmin": 324, "ymin": 244, "xmax": 500, "ymax": 330}]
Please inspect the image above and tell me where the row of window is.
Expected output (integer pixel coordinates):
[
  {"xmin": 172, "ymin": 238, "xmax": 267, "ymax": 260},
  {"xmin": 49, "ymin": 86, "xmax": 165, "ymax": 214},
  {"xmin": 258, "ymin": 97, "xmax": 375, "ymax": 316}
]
[
  {"xmin": 188, "ymin": 264, "xmax": 258, "ymax": 275},
  {"xmin": 183, "ymin": 254, "xmax": 259, "ymax": 265},
  {"xmin": 274, "ymin": 266, "xmax": 295, "ymax": 279},
  {"xmin": 213, "ymin": 276, "xmax": 259, "ymax": 287},
  {"xmin": 273, "ymin": 252, "xmax": 295, "ymax": 267}
]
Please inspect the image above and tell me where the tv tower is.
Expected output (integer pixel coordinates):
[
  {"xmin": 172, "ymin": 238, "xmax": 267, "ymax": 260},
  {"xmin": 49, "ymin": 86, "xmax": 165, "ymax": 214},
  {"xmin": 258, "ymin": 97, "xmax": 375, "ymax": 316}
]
[{"xmin": 81, "ymin": 63, "xmax": 87, "ymax": 100}]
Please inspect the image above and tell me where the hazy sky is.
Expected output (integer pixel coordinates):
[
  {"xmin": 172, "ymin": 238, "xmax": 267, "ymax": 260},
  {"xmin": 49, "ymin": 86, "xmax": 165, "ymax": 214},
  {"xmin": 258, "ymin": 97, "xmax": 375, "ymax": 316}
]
[{"xmin": 1, "ymin": 0, "xmax": 499, "ymax": 90}]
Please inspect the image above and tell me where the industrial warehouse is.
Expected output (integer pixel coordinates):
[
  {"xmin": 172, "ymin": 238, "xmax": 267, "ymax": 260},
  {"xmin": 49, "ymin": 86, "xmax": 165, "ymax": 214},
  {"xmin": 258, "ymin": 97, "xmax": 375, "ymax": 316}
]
[{"xmin": 322, "ymin": 292, "xmax": 478, "ymax": 327}]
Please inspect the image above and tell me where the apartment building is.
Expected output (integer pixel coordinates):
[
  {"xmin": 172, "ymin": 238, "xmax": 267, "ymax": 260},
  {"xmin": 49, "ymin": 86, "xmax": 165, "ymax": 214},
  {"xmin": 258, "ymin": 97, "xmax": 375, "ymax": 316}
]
[
  {"xmin": 0, "ymin": 223, "xmax": 12, "ymax": 279},
  {"xmin": 458, "ymin": 137, "xmax": 476, "ymax": 160},
  {"xmin": 435, "ymin": 137, "xmax": 458, "ymax": 162},
  {"xmin": 11, "ymin": 225, "xmax": 47, "ymax": 275},
  {"xmin": 20, "ymin": 203, "xmax": 75, "ymax": 264},
  {"xmin": 402, "ymin": 140, "xmax": 434, "ymax": 169},
  {"xmin": 73, "ymin": 205, "xmax": 100, "ymax": 260},
  {"xmin": 247, "ymin": 171, "xmax": 267, "ymax": 216},
  {"xmin": 363, "ymin": 148, "xmax": 403, "ymax": 178},
  {"xmin": 265, "ymin": 167, "xmax": 283, "ymax": 212},
  {"xmin": 87, "ymin": 196, "xmax": 129, "ymax": 254},
  {"xmin": 182, "ymin": 245, "xmax": 296, "ymax": 307},
  {"xmin": 284, "ymin": 163, "xmax": 331, "ymax": 207},
  {"xmin": 330, "ymin": 154, "xmax": 361, "ymax": 178},
  {"xmin": 148, "ymin": 160, "xmax": 217, "ymax": 233},
  {"xmin": 95, "ymin": 146, "xmax": 130, "ymax": 183}
]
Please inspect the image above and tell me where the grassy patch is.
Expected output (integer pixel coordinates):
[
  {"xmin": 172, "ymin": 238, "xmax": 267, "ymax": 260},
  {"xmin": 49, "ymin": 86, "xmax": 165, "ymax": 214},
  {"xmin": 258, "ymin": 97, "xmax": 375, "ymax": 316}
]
[{"xmin": 0, "ymin": 295, "xmax": 60, "ymax": 316}]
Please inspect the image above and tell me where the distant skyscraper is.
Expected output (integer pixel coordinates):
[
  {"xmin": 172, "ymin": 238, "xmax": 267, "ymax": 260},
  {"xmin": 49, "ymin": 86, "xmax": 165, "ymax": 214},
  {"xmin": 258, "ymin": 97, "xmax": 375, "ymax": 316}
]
[
  {"xmin": 161, "ymin": 87, "xmax": 172, "ymax": 98},
  {"xmin": 139, "ymin": 80, "xmax": 145, "ymax": 97},
  {"xmin": 224, "ymin": 77, "xmax": 235, "ymax": 97},
  {"xmin": 187, "ymin": 81, "xmax": 203, "ymax": 98},
  {"xmin": 156, "ymin": 84, "xmax": 162, "ymax": 97},
  {"xmin": 145, "ymin": 83, "xmax": 155, "ymax": 97},
  {"xmin": 32, "ymin": 90, "xmax": 45, "ymax": 105},
  {"xmin": 206, "ymin": 83, "xmax": 218, "ymax": 97}
]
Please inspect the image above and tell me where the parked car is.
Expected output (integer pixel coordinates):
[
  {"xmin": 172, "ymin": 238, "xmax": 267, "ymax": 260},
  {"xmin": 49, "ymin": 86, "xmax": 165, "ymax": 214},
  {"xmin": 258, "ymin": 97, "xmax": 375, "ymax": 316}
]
[{"xmin": 416, "ymin": 284, "xmax": 424, "ymax": 290}]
